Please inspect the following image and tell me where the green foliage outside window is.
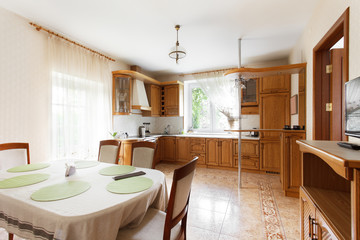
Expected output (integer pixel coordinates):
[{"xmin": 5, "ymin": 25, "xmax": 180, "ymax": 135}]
[{"xmin": 192, "ymin": 88, "xmax": 209, "ymax": 129}]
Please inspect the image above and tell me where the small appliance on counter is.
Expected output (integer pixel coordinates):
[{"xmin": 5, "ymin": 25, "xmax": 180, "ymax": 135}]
[
  {"xmin": 250, "ymin": 128, "xmax": 259, "ymax": 137},
  {"xmin": 139, "ymin": 126, "xmax": 145, "ymax": 137},
  {"xmin": 143, "ymin": 122, "xmax": 151, "ymax": 137}
]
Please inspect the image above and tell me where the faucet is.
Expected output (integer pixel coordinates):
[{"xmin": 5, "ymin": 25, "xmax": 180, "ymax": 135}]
[{"xmin": 164, "ymin": 125, "xmax": 170, "ymax": 135}]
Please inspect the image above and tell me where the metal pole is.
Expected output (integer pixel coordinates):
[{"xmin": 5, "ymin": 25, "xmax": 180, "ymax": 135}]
[{"xmin": 238, "ymin": 85, "xmax": 242, "ymax": 188}]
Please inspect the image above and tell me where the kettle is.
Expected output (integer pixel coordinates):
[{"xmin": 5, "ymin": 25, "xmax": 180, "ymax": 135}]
[
  {"xmin": 139, "ymin": 126, "xmax": 146, "ymax": 137},
  {"xmin": 250, "ymin": 128, "xmax": 259, "ymax": 137}
]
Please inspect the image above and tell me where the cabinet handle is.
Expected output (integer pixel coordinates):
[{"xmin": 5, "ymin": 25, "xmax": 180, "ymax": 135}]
[
  {"xmin": 309, "ymin": 216, "xmax": 312, "ymax": 238},
  {"xmin": 309, "ymin": 217, "xmax": 319, "ymax": 240}
]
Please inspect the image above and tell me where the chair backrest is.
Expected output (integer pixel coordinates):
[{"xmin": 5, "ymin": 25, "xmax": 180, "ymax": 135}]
[
  {"xmin": 163, "ymin": 157, "xmax": 198, "ymax": 240},
  {"xmin": 0, "ymin": 143, "xmax": 30, "ymax": 171},
  {"xmin": 131, "ymin": 141, "xmax": 157, "ymax": 169},
  {"xmin": 98, "ymin": 140, "xmax": 121, "ymax": 164}
]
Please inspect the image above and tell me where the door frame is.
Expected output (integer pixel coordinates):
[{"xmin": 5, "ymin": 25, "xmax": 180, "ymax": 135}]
[{"xmin": 313, "ymin": 8, "xmax": 349, "ymax": 140}]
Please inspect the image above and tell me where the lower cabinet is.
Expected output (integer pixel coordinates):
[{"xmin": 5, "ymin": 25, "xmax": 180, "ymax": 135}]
[
  {"xmin": 260, "ymin": 139, "xmax": 281, "ymax": 172},
  {"xmin": 281, "ymin": 132, "xmax": 305, "ymax": 197},
  {"xmin": 233, "ymin": 140, "xmax": 260, "ymax": 170},
  {"xmin": 205, "ymin": 138, "xmax": 233, "ymax": 167},
  {"xmin": 300, "ymin": 188, "xmax": 337, "ymax": 240},
  {"xmin": 190, "ymin": 138, "xmax": 206, "ymax": 165},
  {"xmin": 161, "ymin": 137, "xmax": 176, "ymax": 162},
  {"xmin": 176, "ymin": 137, "xmax": 190, "ymax": 162}
]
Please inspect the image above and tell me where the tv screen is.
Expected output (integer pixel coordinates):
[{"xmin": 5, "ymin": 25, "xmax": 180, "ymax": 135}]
[{"xmin": 345, "ymin": 76, "xmax": 360, "ymax": 138}]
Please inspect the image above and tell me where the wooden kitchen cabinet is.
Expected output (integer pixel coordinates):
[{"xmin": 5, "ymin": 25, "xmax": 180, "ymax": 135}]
[
  {"xmin": 260, "ymin": 74, "xmax": 290, "ymax": 93},
  {"xmin": 206, "ymin": 138, "xmax": 233, "ymax": 167},
  {"xmin": 260, "ymin": 139, "xmax": 281, "ymax": 172},
  {"xmin": 190, "ymin": 138, "xmax": 206, "ymax": 165},
  {"xmin": 260, "ymin": 93, "xmax": 290, "ymax": 139},
  {"xmin": 233, "ymin": 139, "xmax": 260, "ymax": 170},
  {"xmin": 161, "ymin": 84, "xmax": 184, "ymax": 117},
  {"xmin": 144, "ymin": 84, "xmax": 161, "ymax": 117},
  {"xmin": 206, "ymin": 139, "xmax": 219, "ymax": 166},
  {"xmin": 219, "ymin": 139, "xmax": 233, "ymax": 167},
  {"xmin": 161, "ymin": 137, "xmax": 176, "ymax": 162},
  {"xmin": 112, "ymin": 73, "xmax": 132, "ymax": 115},
  {"xmin": 176, "ymin": 137, "xmax": 190, "ymax": 163},
  {"xmin": 241, "ymin": 78, "xmax": 259, "ymax": 106},
  {"xmin": 281, "ymin": 132, "xmax": 305, "ymax": 197}
]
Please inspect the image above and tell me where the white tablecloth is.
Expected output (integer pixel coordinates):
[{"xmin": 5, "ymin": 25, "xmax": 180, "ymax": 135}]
[{"xmin": 0, "ymin": 160, "xmax": 168, "ymax": 240}]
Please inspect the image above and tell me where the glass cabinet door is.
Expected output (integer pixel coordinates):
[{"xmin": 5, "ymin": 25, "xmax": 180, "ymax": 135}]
[
  {"xmin": 241, "ymin": 78, "xmax": 258, "ymax": 106},
  {"xmin": 113, "ymin": 74, "xmax": 132, "ymax": 115}
]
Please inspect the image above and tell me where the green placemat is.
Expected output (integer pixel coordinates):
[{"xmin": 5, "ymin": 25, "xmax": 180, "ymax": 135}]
[
  {"xmin": 75, "ymin": 161, "xmax": 99, "ymax": 169},
  {"xmin": 31, "ymin": 181, "xmax": 91, "ymax": 202},
  {"xmin": 7, "ymin": 163, "xmax": 50, "ymax": 173},
  {"xmin": 99, "ymin": 165, "xmax": 135, "ymax": 176},
  {"xmin": 0, "ymin": 174, "xmax": 50, "ymax": 189},
  {"xmin": 106, "ymin": 177, "xmax": 153, "ymax": 194}
]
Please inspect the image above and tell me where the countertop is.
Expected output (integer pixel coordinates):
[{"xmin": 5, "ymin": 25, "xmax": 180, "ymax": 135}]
[{"xmin": 117, "ymin": 133, "xmax": 260, "ymax": 141}]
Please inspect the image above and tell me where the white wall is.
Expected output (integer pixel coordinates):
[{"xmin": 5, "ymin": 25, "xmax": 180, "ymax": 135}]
[
  {"xmin": 289, "ymin": 0, "xmax": 360, "ymax": 140},
  {"xmin": 0, "ymin": 7, "xmax": 129, "ymax": 162}
]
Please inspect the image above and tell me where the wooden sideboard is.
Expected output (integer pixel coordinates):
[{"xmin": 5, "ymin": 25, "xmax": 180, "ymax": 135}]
[{"xmin": 297, "ymin": 140, "xmax": 360, "ymax": 240}]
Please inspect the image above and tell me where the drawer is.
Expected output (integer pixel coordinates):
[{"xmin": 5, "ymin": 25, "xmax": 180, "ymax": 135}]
[
  {"xmin": 190, "ymin": 138, "xmax": 206, "ymax": 144},
  {"xmin": 234, "ymin": 156, "xmax": 259, "ymax": 170},
  {"xmin": 233, "ymin": 140, "xmax": 259, "ymax": 157},
  {"xmin": 190, "ymin": 143, "xmax": 206, "ymax": 153},
  {"xmin": 190, "ymin": 153, "xmax": 206, "ymax": 165}
]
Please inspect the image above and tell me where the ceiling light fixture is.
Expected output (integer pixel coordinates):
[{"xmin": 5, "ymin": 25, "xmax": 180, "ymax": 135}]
[{"xmin": 169, "ymin": 25, "xmax": 186, "ymax": 64}]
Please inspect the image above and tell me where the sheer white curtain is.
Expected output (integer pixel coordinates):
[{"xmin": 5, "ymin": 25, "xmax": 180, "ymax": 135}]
[
  {"xmin": 194, "ymin": 71, "xmax": 239, "ymax": 120},
  {"xmin": 49, "ymin": 36, "xmax": 112, "ymax": 160}
]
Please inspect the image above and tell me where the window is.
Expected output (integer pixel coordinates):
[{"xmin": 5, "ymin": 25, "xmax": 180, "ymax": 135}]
[
  {"xmin": 51, "ymin": 72, "xmax": 107, "ymax": 160},
  {"xmin": 187, "ymin": 82, "xmax": 235, "ymax": 132}
]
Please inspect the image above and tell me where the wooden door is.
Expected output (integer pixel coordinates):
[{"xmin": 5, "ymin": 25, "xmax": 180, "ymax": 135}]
[
  {"xmin": 260, "ymin": 74, "xmax": 290, "ymax": 93},
  {"xmin": 153, "ymin": 137, "xmax": 162, "ymax": 166},
  {"xmin": 162, "ymin": 137, "xmax": 175, "ymax": 161},
  {"xmin": 219, "ymin": 139, "xmax": 233, "ymax": 167},
  {"xmin": 260, "ymin": 93, "xmax": 290, "ymax": 139},
  {"xmin": 330, "ymin": 48, "xmax": 344, "ymax": 141},
  {"xmin": 260, "ymin": 140, "xmax": 281, "ymax": 172},
  {"xmin": 206, "ymin": 139, "xmax": 218, "ymax": 166},
  {"xmin": 176, "ymin": 137, "xmax": 190, "ymax": 162}
]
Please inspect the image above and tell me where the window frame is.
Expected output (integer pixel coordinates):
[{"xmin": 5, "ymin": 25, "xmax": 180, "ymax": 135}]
[{"xmin": 186, "ymin": 82, "xmax": 229, "ymax": 133}]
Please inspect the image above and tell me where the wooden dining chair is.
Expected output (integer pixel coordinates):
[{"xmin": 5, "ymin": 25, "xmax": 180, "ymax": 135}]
[
  {"xmin": 0, "ymin": 142, "xmax": 30, "ymax": 240},
  {"xmin": 98, "ymin": 140, "xmax": 121, "ymax": 164},
  {"xmin": 131, "ymin": 141, "xmax": 157, "ymax": 169},
  {"xmin": 117, "ymin": 157, "xmax": 198, "ymax": 240}
]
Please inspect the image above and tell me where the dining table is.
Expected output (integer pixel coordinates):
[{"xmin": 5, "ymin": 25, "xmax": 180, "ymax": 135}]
[{"xmin": 0, "ymin": 160, "xmax": 168, "ymax": 240}]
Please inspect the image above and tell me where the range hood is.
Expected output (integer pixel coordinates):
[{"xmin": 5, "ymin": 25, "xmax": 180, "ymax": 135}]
[{"xmin": 132, "ymin": 79, "xmax": 151, "ymax": 111}]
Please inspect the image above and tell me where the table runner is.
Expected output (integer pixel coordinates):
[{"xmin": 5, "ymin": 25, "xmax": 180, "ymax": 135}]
[{"xmin": 0, "ymin": 160, "xmax": 167, "ymax": 240}]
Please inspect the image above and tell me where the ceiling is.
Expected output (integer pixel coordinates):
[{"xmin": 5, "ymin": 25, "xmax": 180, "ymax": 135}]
[{"xmin": 0, "ymin": 0, "xmax": 320, "ymax": 77}]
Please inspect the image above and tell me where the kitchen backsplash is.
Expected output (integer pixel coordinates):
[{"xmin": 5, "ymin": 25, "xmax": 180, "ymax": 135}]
[
  {"xmin": 113, "ymin": 114, "xmax": 259, "ymax": 138},
  {"xmin": 113, "ymin": 115, "xmax": 184, "ymax": 137}
]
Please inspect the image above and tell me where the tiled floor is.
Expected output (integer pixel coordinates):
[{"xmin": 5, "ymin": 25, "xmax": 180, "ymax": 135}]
[
  {"xmin": 156, "ymin": 163, "xmax": 300, "ymax": 240},
  {"xmin": 1, "ymin": 164, "xmax": 300, "ymax": 240}
]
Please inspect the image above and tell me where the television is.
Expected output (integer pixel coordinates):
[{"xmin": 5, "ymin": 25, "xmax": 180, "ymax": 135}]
[{"xmin": 345, "ymin": 76, "xmax": 360, "ymax": 138}]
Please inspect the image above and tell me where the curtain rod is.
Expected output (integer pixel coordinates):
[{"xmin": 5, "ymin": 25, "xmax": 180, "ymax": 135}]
[
  {"xmin": 179, "ymin": 67, "xmax": 236, "ymax": 77},
  {"xmin": 29, "ymin": 22, "xmax": 115, "ymax": 62}
]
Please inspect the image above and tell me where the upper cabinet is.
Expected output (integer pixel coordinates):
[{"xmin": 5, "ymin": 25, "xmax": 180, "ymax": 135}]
[
  {"xmin": 241, "ymin": 78, "xmax": 259, "ymax": 106},
  {"xmin": 161, "ymin": 83, "xmax": 184, "ymax": 117},
  {"xmin": 112, "ymin": 74, "xmax": 132, "ymax": 115},
  {"xmin": 260, "ymin": 74, "xmax": 291, "ymax": 93},
  {"xmin": 144, "ymin": 84, "xmax": 161, "ymax": 117}
]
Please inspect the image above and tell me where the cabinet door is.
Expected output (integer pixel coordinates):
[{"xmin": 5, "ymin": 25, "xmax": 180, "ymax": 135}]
[
  {"xmin": 162, "ymin": 137, "xmax": 175, "ymax": 161},
  {"xmin": 164, "ymin": 85, "xmax": 179, "ymax": 108},
  {"xmin": 190, "ymin": 138, "xmax": 206, "ymax": 153},
  {"xmin": 241, "ymin": 78, "xmax": 259, "ymax": 106},
  {"xmin": 206, "ymin": 139, "xmax": 218, "ymax": 166},
  {"xmin": 234, "ymin": 156, "xmax": 259, "ymax": 170},
  {"xmin": 260, "ymin": 140, "xmax": 281, "ymax": 172},
  {"xmin": 151, "ymin": 85, "xmax": 161, "ymax": 116},
  {"xmin": 260, "ymin": 74, "xmax": 290, "ymax": 93},
  {"xmin": 260, "ymin": 93, "xmax": 290, "ymax": 139},
  {"xmin": 112, "ymin": 74, "xmax": 132, "ymax": 115},
  {"xmin": 300, "ymin": 189, "xmax": 316, "ymax": 240},
  {"xmin": 219, "ymin": 139, "xmax": 233, "ymax": 167},
  {"xmin": 176, "ymin": 137, "xmax": 190, "ymax": 162},
  {"xmin": 241, "ymin": 140, "xmax": 259, "ymax": 157},
  {"xmin": 282, "ymin": 133, "xmax": 305, "ymax": 194},
  {"xmin": 153, "ymin": 138, "xmax": 162, "ymax": 166}
]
